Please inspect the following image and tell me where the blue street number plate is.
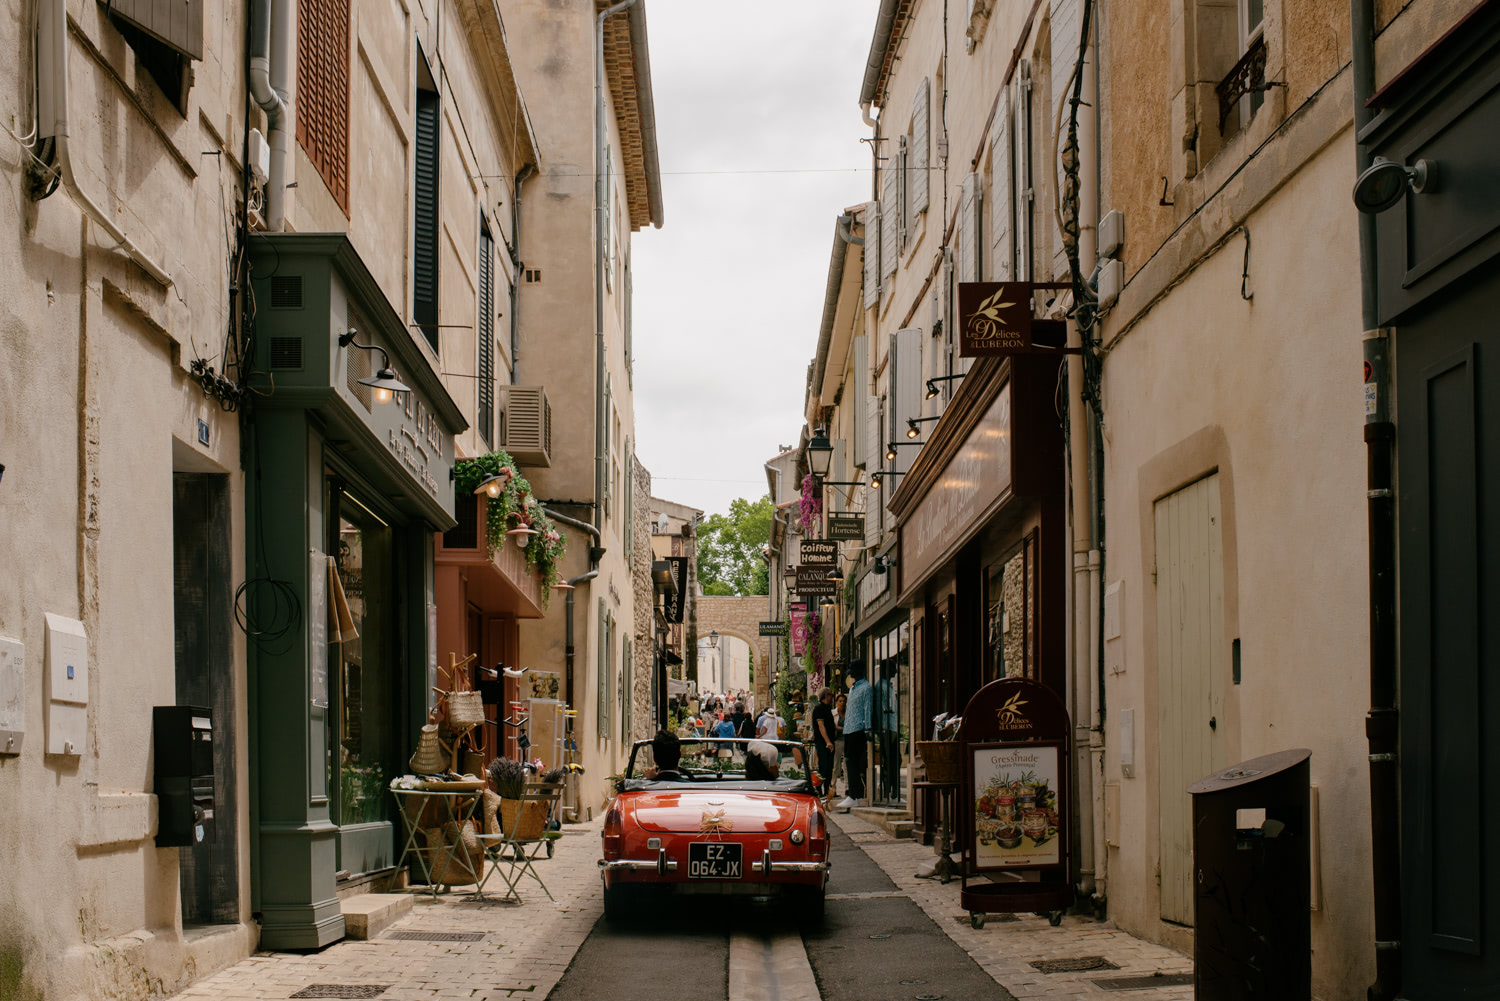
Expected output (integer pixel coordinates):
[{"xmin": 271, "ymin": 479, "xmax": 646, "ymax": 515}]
[{"xmin": 688, "ymin": 841, "xmax": 743, "ymax": 878}]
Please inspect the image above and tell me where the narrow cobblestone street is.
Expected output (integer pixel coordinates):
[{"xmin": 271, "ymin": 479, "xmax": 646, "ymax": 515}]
[{"xmin": 168, "ymin": 813, "xmax": 1193, "ymax": 1001}]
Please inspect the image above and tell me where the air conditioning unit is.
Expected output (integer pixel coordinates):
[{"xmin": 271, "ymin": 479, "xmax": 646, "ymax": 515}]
[{"xmin": 497, "ymin": 385, "xmax": 553, "ymax": 467}]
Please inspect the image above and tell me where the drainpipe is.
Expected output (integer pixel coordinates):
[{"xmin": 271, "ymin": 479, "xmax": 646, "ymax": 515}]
[
  {"xmin": 34, "ymin": 0, "xmax": 171, "ymax": 285},
  {"xmin": 1350, "ymin": 1, "xmax": 1401, "ymax": 998},
  {"xmin": 509, "ymin": 163, "xmax": 536, "ymax": 381},
  {"xmin": 562, "ymin": 566, "xmax": 599, "ymax": 822},
  {"xmin": 248, "ymin": 0, "xmax": 294, "ymax": 231},
  {"xmin": 596, "ymin": 0, "xmax": 637, "ymax": 535}
]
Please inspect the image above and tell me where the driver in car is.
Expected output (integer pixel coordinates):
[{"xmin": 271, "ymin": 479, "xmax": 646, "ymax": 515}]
[
  {"xmin": 743, "ymin": 740, "xmax": 781, "ymax": 781},
  {"xmin": 642, "ymin": 730, "xmax": 689, "ymax": 782}
]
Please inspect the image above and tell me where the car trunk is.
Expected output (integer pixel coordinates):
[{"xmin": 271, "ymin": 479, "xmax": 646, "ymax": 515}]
[{"xmin": 631, "ymin": 791, "xmax": 800, "ymax": 834}]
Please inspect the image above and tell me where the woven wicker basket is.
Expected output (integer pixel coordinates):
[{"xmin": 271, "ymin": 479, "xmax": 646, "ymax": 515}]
[
  {"xmin": 497, "ymin": 798, "xmax": 548, "ymax": 841},
  {"xmin": 447, "ymin": 690, "xmax": 485, "ymax": 729},
  {"xmin": 916, "ymin": 740, "xmax": 963, "ymax": 784},
  {"xmin": 427, "ymin": 820, "xmax": 484, "ymax": 886},
  {"xmin": 409, "ymin": 724, "xmax": 446, "ymax": 774}
]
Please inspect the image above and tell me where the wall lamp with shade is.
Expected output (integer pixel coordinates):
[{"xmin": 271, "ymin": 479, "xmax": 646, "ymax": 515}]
[
  {"xmin": 925, "ymin": 374, "xmax": 963, "ymax": 400},
  {"xmin": 906, "ymin": 416, "xmax": 940, "ymax": 439},
  {"xmin": 825, "ymin": 566, "xmax": 844, "ymax": 583},
  {"xmin": 805, "ymin": 426, "xmax": 834, "ymax": 479},
  {"xmin": 872, "ymin": 553, "xmax": 896, "ymax": 576},
  {"xmin": 338, "ymin": 329, "xmax": 410, "ymax": 404},
  {"xmin": 1353, "ymin": 157, "xmax": 1434, "ymax": 214},
  {"xmin": 473, "ymin": 470, "xmax": 512, "ymax": 497},
  {"xmin": 506, "ymin": 523, "xmax": 539, "ymax": 546}
]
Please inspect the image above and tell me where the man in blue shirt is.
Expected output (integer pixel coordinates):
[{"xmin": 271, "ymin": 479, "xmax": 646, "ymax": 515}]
[{"xmin": 837, "ymin": 660, "xmax": 873, "ymax": 811}]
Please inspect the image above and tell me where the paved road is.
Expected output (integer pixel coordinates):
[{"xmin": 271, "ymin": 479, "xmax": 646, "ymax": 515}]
[{"xmin": 548, "ymin": 823, "xmax": 1009, "ymax": 1001}]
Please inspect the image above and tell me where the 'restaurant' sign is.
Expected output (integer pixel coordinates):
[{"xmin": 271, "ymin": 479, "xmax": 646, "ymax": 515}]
[
  {"xmin": 663, "ymin": 557, "xmax": 687, "ymax": 623},
  {"xmin": 958, "ymin": 281, "xmax": 1032, "ymax": 356},
  {"xmin": 827, "ymin": 514, "xmax": 864, "ymax": 540}
]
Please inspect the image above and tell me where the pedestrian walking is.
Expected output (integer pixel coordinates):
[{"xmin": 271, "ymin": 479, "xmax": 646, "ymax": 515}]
[
  {"xmin": 837, "ymin": 661, "xmax": 872, "ymax": 811},
  {"xmin": 829, "ymin": 691, "xmax": 847, "ymax": 800},
  {"xmin": 810, "ymin": 687, "xmax": 836, "ymax": 798}
]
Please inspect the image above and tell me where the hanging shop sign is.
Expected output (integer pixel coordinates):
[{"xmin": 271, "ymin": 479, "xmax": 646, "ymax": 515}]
[
  {"xmin": 790, "ymin": 603, "xmax": 808, "ymax": 655},
  {"xmin": 664, "ymin": 557, "xmax": 687, "ymax": 623},
  {"xmin": 957, "ymin": 281, "xmax": 1070, "ymax": 358},
  {"xmin": 795, "ymin": 567, "xmax": 838, "ymax": 597},
  {"xmin": 759, "ymin": 621, "xmax": 788, "ymax": 637},
  {"xmin": 798, "ymin": 539, "xmax": 837, "ymax": 567},
  {"xmin": 956, "ymin": 677, "xmax": 1074, "ymax": 922},
  {"xmin": 827, "ymin": 514, "xmax": 865, "ymax": 540}
]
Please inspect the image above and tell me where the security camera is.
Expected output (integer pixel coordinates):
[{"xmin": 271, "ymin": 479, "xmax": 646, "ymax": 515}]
[{"xmin": 1353, "ymin": 157, "xmax": 1434, "ymax": 214}]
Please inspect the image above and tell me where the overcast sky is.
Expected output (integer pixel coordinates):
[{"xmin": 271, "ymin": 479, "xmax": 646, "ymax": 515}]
[{"xmin": 630, "ymin": 0, "xmax": 878, "ymax": 518}]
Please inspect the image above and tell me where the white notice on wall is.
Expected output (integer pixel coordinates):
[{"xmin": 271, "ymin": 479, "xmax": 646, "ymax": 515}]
[{"xmin": 0, "ymin": 636, "xmax": 23, "ymax": 754}]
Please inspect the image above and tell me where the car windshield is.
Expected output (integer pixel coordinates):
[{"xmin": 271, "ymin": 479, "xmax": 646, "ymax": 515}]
[{"xmin": 623, "ymin": 738, "xmax": 812, "ymax": 785}]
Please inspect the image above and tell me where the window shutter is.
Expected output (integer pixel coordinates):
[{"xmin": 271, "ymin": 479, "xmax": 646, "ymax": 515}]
[
  {"xmin": 956, "ymin": 174, "xmax": 977, "ymax": 284},
  {"xmin": 891, "ymin": 330, "xmax": 923, "ymax": 476},
  {"xmin": 911, "ymin": 78, "xmax": 930, "ymax": 218},
  {"xmin": 881, "ymin": 159, "xmax": 898, "ymax": 278},
  {"xmin": 598, "ymin": 599, "xmax": 609, "ymax": 737},
  {"xmin": 850, "ymin": 335, "xmax": 868, "ymax": 466},
  {"xmin": 603, "ymin": 377, "xmax": 613, "ymax": 516},
  {"xmin": 897, "ymin": 137, "xmax": 910, "ymax": 251},
  {"xmin": 1014, "ymin": 66, "xmax": 1032, "ymax": 281},
  {"xmin": 863, "ymin": 203, "xmax": 881, "ymax": 307},
  {"xmin": 991, "ymin": 91, "xmax": 1013, "ymax": 280},
  {"xmin": 413, "ymin": 83, "xmax": 440, "ymax": 351},
  {"xmin": 865, "ymin": 397, "xmax": 883, "ymax": 547},
  {"xmin": 477, "ymin": 220, "xmax": 495, "ymax": 445},
  {"xmin": 603, "ymin": 145, "xmax": 613, "ymax": 293},
  {"xmin": 830, "ymin": 439, "xmax": 848, "ymax": 513},
  {"xmin": 622, "ymin": 635, "xmax": 633, "ymax": 742},
  {"xmin": 105, "ymin": 0, "xmax": 204, "ymax": 60},
  {"xmin": 296, "ymin": 0, "xmax": 350, "ymax": 213},
  {"xmin": 624, "ymin": 439, "xmax": 634, "ymax": 566},
  {"xmin": 624, "ymin": 254, "xmax": 634, "ymax": 384}
]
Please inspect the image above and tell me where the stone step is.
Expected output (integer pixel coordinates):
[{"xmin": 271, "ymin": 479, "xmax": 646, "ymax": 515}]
[
  {"xmin": 340, "ymin": 893, "xmax": 413, "ymax": 940},
  {"xmin": 849, "ymin": 806, "xmax": 914, "ymax": 839}
]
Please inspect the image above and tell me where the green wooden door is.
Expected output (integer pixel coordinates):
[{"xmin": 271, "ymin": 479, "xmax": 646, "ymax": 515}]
[{"xmin": 1155, "ymin": 472, "xmax": 1227, "ymax": 925}]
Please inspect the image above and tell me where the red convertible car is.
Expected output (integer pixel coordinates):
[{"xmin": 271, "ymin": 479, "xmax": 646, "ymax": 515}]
[{"xmin": 598, "ymin": 737, "xmax": 830, "ymax": 921}]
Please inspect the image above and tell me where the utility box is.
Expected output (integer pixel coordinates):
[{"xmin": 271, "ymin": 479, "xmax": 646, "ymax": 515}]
[
  {"xmin": 44, "ymin": 613, "xmax": 87, "ymax": 756},
  {"xmin": 1187, "ymin": 748, "xmax": 1312, "ymax": 1001},
  {"xmin": 154, "ymin": 706, "xmax": 214, "ymax": 848}
]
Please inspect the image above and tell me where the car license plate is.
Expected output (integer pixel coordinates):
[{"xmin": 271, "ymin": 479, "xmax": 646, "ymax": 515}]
[{"xmin": 688, "ymin": 841, "xmax": 743, "ymax": 878}]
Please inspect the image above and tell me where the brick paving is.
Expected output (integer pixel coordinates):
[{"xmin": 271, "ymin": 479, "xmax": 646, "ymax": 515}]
[
  {"xmin": 170, "ymin": 821, "xmax": 605, "ymax": 1001},
  {"xmin": 829, "ymin": 811, "xmax": 1195, "ymax": 999},
  {"xmin": 169, "ymin": 813, "xmax": 1195, "ymax": 1001}
]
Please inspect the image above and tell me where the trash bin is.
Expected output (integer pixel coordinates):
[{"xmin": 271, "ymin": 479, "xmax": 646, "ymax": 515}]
[{"xmin": 1186, "ymin": 748, "xmax": 1311, "ymax": 1001}]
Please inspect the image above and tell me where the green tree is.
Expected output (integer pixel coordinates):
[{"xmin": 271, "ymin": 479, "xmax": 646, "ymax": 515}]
[{"xmin": 696, "ymin": 494, "xmax": 773, "ymax": 595}]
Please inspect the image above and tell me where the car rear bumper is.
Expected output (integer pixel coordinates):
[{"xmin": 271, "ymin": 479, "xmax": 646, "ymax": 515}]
[
  {"xmin": 598, "ymin": 851, "xmax": 828, "ymax": 883},
  {"xmin": 598, "ymin": 849, "xmax": 679, "ymax": 874}
]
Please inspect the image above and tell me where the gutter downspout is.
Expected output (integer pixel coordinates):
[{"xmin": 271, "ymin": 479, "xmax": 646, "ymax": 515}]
[
  {"xmin": 509, "ymin": 163, "xmax": 536, "ymax": 381},
  {"xmin": 248, "ymin": 0, "xmax": 294, "ymax": 231},
  {"xmin": 1351, "ymin": 2, "xmax": 1401, "ymax": 998},
  {"xmin": 562, "ymin": 566, "xmax": 599, "ymax": 822},
  {"xmin": 596, "ymin": 0, "xmax": 637, "ymax": 537},
  {"xmin": 36, "ymin": 0, "xmax": 171, "ymax": 285}
]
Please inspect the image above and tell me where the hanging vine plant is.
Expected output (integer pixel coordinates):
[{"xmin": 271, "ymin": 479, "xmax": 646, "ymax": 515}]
[{"xmin": 453, "ymin": 451, "xmax": 566, "ymax": 604}]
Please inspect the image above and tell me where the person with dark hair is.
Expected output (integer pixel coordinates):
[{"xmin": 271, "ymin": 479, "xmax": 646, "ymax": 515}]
[
  {"xmin": 644, "ymin": 729, "xmax": 687, "ymax": 782},
  {"xmin": 811, "ymin": 687, "xmax": 836, "ymax": 798},
  {"xmin": 743, "ymin": 740, "xmax": 781, "ymax": 781},
  {"xmin": 837, "ymin": 660, "xmax": 872, "ymax": 811}
]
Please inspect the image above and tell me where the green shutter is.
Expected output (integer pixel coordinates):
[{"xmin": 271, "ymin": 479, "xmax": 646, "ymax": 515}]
[
  {"xmin": 597, "ymin": 598, "xmax": 609, "ymax": 737},
  {"xmin": 623, "ymin": 439, "xmax": 634, "ymax": 566},
  {"xmin": 477, "ymin": 218, "xmax": 495, "ymax": 445}
]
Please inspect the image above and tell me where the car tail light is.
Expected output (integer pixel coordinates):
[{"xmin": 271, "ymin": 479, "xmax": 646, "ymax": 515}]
[
  {"xmin": 808, "ymin": 805, "xmax": 828, "ymax": 860},
  {"xmin": 603, "ymin": 802, "xmax": 623, "ymax": 859}
]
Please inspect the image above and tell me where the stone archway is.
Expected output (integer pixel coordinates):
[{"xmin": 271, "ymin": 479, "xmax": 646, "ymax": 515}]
[{"xmin": 696, "ymin": 595, "xmax": 773, "ymax": 710}]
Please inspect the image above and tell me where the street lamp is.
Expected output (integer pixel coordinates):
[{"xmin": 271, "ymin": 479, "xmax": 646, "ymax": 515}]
[
  {"xmin": 869, "ymin": 469, "xmax": 907, "ymax": 490},
  {"xmin": 338, "ymin": 329, "xmax": 410, "ymax": 404},
  {"xmin": 885, "ymin": 441, "xmax": 920, "ymax": 462},
  {"xmin": 806, "ymin": 427, "xmax": 834, "ymax": 479},
  {"xmin": 708, "ymin": 630, "xmax": 719, "ymax": 649}
]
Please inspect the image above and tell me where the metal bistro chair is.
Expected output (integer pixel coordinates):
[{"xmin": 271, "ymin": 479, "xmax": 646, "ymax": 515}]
[{"xmin": 476, "ymin": 781, "xmax": 564, "ymax": 902}]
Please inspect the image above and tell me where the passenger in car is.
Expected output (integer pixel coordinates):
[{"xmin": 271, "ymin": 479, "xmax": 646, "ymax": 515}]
[
  {"xmin": 744, "ymin": 740, "xmax": 781, "ymax": 781},
  {"xmin": 642, "ymin": 730, "xmax": 689, "ymax": 782}
]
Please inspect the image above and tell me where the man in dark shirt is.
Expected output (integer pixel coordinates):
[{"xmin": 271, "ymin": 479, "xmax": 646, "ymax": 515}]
[
  {"xmin": 644, "ymin": 729, "xmax": 688, "ymax": 782},
  {"xmin": 811, "ymin": 686, "xmax": 836, "ymax": 799}
]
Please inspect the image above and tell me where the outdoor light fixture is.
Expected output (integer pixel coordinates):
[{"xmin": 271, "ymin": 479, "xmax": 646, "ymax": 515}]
[
  {"xmin": 551, "ymin": 581, "xmax": 576, "ymax": 591},
  {"xmin": 473, "ymin": 471, "xmax": 511, "ymax": 497},
  {"xmin": 906, "ymin": 416, "xmax": 941, "ymax": 439},
  {"xmin": 870, "ymin": 468, "xmax": 907, "ymax": 490},
  {"xmin": 708, "ymin": 630, "xmax": 719, "ymax": 649},
  {"xmin": 886, "ymin": 441, "xmax": 920, "ymax": 462},
  {"xmin": 924, "ymin": 374, "xmax": 963, "ymax": 400},
  {"xmin": 872, "ymin": 554, "xmax": 896, "ymax": 576},
  {"xmin": 1353, "ymin": 157, "xmax": 1434, "ymax": 214},
  {"xmin": 806, "ymin": 426, "xmax": 834, "ymax": 478},
  {"xmin": 507, "ymin": 524, "xmax": 539, "ymax": 546},
  {"xmin": 826, "ymin": 566, "xmax": 844, "ymax": 583},
  {"xmin": 338, "ymin": 329, "xmax": 410, "ymax": 403}
]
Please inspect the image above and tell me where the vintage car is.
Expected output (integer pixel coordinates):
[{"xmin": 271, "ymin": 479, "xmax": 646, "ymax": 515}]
[{"xmin": 598, "ymin": 737, "xmax": 830, "ymax": 921}]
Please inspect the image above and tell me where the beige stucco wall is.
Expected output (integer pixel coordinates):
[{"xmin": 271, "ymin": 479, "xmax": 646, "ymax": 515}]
[{"xmin": 0, "ymin": 2, "xmax": 256, "ymax": 998}]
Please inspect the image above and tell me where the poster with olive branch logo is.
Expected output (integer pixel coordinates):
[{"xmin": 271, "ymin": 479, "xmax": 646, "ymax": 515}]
[{"xmin": 958, "ymin": 281, "xmax": 1032, "ymax": 356}]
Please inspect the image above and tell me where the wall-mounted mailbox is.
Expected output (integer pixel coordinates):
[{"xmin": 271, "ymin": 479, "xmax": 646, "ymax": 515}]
[
  {"xmin": 154, "ymin": 706, "xmax": 214, "ymax": 848},
  {"xmin": 44, "ymin": 613, "xmax": 87, "ymax": 756},
  {"xmin": 0, "ymin": 635, "xmax": 23, "ymax": 754}
]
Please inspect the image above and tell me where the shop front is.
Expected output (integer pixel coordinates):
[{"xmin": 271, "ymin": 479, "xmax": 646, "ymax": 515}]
[
  {"xmin": 888, "ymin": 356, "xmax": 1065, "ymax": 844},
  {"xmin": 851, "ymin": 543, "xmax": 909, "ymax": 809},
  {"xmin": 246, "ymin": 235, "xmax": 465, "ymax": 949}
]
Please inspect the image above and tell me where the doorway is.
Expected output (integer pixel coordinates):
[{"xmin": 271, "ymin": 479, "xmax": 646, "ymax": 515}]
[{"xmin": 1154, "ymin": 472, "xmax": 1227, "ymax": 925}]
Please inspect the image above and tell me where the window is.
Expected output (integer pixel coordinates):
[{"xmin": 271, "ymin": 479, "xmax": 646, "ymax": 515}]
[
  {"xmin": 413, "ymin": 54, "xmax": 440, "ymax": 351},
  {"xmin": 477, "ymin": 218, "xmax": 495, "ymax": 445},
  {"xmin": 1174, "ymin": 0, "xmax": 1269, "ymax": 180},
  {"xmin": 296, "ymin": 0, "xmax": 350, "ymax": 212},
  {"xmin": 908, "ymin": 78, "xmax": 931, "ymax": 232},
  {"xmin": 102, "ymin": 0, "xmax": 202, "ymax": 113}
]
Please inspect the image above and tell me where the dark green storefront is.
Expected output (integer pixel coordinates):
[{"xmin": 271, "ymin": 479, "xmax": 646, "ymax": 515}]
[{"xmin": 244, "ymin": 234, "xmax": 465, "ymax": 949}]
